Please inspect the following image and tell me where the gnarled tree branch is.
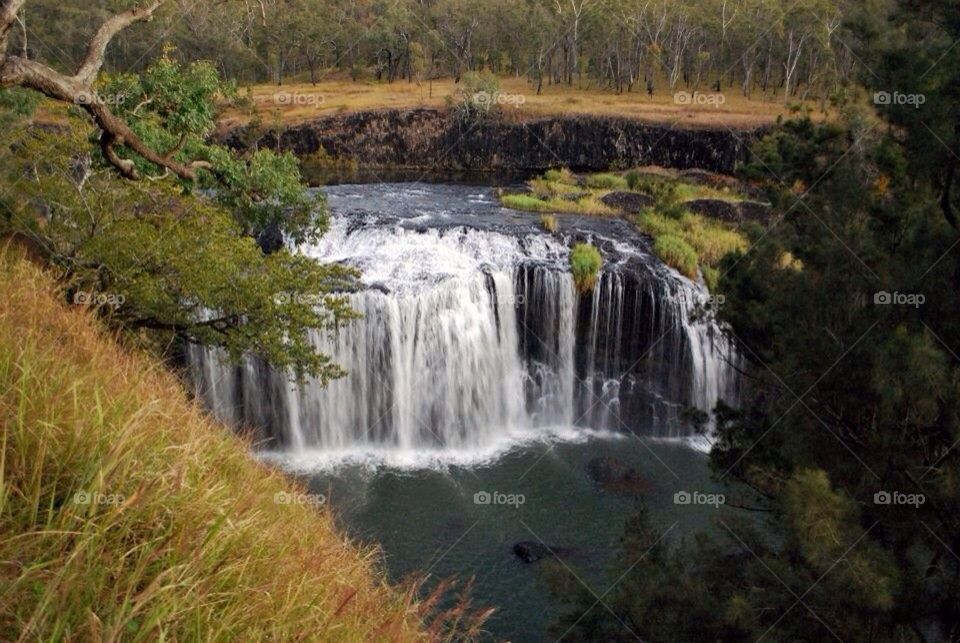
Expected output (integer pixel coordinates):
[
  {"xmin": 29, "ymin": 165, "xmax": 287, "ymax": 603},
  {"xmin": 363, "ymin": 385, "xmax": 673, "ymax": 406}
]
[{"xmin": 0, "ymin": 0, "xmax": 213, "ymax": 181}]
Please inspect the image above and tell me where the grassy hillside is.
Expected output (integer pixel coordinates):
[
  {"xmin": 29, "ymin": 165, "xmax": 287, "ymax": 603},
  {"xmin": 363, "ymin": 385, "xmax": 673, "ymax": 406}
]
[{"xmin": 0, "ymin": 245, "xmax": 429, "ymax": 641}]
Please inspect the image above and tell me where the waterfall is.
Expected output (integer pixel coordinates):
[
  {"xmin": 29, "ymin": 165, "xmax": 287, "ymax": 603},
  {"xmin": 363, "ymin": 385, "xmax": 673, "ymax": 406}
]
[{"xmin": 187, "ymin": 184, "xmax": 739, "ymax": 457}]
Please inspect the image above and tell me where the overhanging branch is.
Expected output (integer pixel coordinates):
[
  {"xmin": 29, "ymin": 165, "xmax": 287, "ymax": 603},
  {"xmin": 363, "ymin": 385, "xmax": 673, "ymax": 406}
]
[{"xmin": 0, "ymin": 0, "xmax": 215, "ymax": 181}]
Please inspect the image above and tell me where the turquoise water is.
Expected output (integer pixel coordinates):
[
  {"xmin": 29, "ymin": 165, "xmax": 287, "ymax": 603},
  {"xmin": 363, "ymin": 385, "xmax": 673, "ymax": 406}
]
[{"xmin": 296, "ymin": 435, "xmax": 727, "ymax": 641}]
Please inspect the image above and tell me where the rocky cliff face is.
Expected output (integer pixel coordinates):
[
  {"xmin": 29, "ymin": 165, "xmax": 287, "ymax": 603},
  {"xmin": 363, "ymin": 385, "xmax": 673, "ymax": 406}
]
[{"xmin": 224, "ymin": 108, "xmax": 762, "ymax": 174}]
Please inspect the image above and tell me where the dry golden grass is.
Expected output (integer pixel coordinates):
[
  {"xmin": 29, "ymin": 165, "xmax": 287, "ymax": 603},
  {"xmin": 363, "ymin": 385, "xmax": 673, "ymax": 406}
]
[
  {"xmin": 0, "ymin": 244, "xmax": 450, "ymax": 641},
  {"xmin": 220, "ymin": 75, "xmax": 824, "ymax": 131}
]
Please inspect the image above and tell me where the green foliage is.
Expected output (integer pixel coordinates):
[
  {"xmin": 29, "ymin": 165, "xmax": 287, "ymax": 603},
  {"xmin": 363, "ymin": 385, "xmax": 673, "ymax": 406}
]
[
  {"xmin": 451, "ymin": 70, "xmax": 502, "ymax": 122},
  {"xmin": 557, "ymin": 108, "xmax": 960, "ymax": 640},
  {"xmin": 638, "ymin": 210, "xmax": 747, "ymax": 278},
  {"xmin": 653, "ymin": 235, "xmax": 698, "ymax": 278},
  {"xmin": 98, "ymin": 49, "xmax": 323, "ymax": 242},
  {"xmin": 569, "ymin": 243, "xmax": 602, "ymax": 293},
  {"xmin": 583, "ymin": 173, "xmax": 627, "ymax": 190},
  {"xmin": 502, "ymin": 193, "xmax": 550, "ymax": 211},
  {"xmin": 0, "ymin": 119, "xmax": 356, "ymax": 381},
  {"xmin": 544, "ymin": 168, "xmax": 577, "ymax": 185}
]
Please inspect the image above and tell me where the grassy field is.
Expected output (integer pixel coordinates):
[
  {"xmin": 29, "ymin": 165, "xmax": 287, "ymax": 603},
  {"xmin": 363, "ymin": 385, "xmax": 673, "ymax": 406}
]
[
  {"xmin": 220, "ymin": 75, "xmax": 821, "ymax": 131},
  {"xmin": 0, "ymin": 244, "xmax": 473, "ymax": 640}
]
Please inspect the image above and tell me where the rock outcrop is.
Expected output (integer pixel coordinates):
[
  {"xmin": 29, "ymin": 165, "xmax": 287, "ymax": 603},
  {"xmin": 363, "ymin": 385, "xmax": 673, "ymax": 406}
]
[{"xmin": 224, "ymin": 108, "xmax": 763, "ymax": 175}]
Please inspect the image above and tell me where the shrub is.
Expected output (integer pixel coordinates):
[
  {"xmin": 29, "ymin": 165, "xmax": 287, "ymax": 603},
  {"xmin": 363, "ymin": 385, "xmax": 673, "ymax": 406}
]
[
  {"xmin": 570, "ymin": 243, "xmax": 603, "ymax": 293},
  {"xmin": 625, "ymin": 170, "xmax": 642, "ymax": 190},
  {"xmin": 502, "ymin": 193, "xmax": 550, "ymax": 211},
  {"xmin": 584, "ymin": 173, "xmax": 628, "ymax": 190},
  {"xmin": 654, "ymin": 235, "xmax": 699, "ymax": 279},
  {"xmin": 543, "ymin": 168, "xmax": 577, "ymax": 185},
  {"xmin": 540, "ymin": 214, "xmax": 558, "ymax": 232}
]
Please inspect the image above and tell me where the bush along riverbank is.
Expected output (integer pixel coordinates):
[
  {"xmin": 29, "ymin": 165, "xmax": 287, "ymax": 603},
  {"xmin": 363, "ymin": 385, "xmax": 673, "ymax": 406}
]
[{"xmin": 498, "ymin": 167, "xmax": 765, "ymax": 289}]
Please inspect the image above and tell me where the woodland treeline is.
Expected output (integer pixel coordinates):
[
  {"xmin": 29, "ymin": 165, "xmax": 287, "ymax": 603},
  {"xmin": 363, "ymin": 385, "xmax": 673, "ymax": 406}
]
[{"xmin": 15, "ymin": 0, "xmax": 853, "ymax": 101}]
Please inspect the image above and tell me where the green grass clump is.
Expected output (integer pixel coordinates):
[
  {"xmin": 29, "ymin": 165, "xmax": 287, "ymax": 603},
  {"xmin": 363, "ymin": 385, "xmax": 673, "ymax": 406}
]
[
  {"xmin": 543, "ymin": 167, "xmax": 577, "ymax": 184},
  {"xmin": 502, "ymin": 192, "xmax": 614, "ymax": 216},
  {"xmin": 503, "ymin": 193, "xmax": 552, "ymax": 211},
  {"xmin": 584, "ymin": 173, "xmax": 628, "ymax": 190},
  {"xmin": 654, "ymin": 235, "xmax": 699, "ymax": 279},
  {"xmin": 570, "ymin": 243, "xmax": 603, "ymax": 293},
  {"xmin": 638, "ymin": 210, "xmax": 748, "ymax": 283},
  {"xmin": 540, "ymin": 214, "xmax": 558, "ymax": 232},
  {"xmin": 0, "ymin": 248, "xmax": 449, "ymax": 641}
]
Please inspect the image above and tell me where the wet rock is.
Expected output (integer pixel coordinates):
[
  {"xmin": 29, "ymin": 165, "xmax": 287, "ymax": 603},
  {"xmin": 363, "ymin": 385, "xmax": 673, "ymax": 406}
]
[
  {"xmin": 256, "ymin": 221, "xmax": 284, "ymax": 255},
  {"xmin": 685, "ymin": 199, "xmax": 742, "ymax": 223},
  {"xmin": 224, "ymin": 108, "xmax": 761, "ymax": 175},
  {"xmin": 600, "ymin": 191, "xmax": 656, "ymax": 214},
  {"xmin": 738, "ymin": 200, "xmax": 773, "ymax": 224}
]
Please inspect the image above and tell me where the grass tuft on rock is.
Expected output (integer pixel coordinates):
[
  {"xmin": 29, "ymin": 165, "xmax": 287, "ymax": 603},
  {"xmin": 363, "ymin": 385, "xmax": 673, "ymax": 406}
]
[
  {"xmin": 570, "ymin": 243, "xmax": 603, "ymax": 293},
  {"xmin": 653, "ymin": 235, "xmax": 699, "ymax": 279},
  {"xmin": 540, "ymin": 214, "xmax": 558, "ymax": 233}
]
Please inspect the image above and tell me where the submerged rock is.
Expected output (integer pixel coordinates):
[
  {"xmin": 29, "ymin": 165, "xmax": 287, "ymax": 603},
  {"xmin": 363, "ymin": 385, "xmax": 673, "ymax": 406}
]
[
  {"xmin": 586, "ymin": 456, "xmax": 654, "ymax": 496},
  {"xmin": 600, "ymin": 191, "xmax": 656, "ymax": 214},
  {"xmin": 513, "ymin": 541, "xmax": 572, "ymax": 564}
]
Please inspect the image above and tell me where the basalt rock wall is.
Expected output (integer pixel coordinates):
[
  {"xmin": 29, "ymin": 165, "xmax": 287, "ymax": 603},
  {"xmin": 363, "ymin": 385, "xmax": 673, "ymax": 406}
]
[{"xmin": 223, "ymin": 108, "xmax": 762, "ymax": 174}]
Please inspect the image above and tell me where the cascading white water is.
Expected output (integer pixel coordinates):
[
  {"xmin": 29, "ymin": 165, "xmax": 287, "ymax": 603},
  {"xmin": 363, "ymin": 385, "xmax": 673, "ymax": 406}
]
[{"xmin": 188, "ymin": 184, "xmax": 739, "ymax": 459}]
